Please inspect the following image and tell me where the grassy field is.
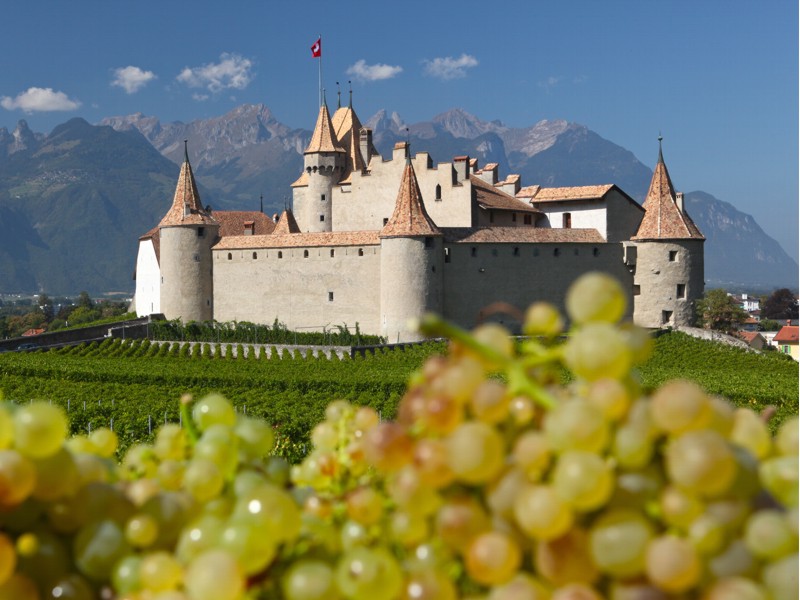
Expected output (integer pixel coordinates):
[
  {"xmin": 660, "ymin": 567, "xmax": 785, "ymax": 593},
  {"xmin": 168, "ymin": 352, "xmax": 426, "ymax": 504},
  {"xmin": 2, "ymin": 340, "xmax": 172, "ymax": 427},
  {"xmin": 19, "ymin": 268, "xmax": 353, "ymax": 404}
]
[{"xmin": 0, "ymin": 332, "xmax": 796, "ymax": 459}]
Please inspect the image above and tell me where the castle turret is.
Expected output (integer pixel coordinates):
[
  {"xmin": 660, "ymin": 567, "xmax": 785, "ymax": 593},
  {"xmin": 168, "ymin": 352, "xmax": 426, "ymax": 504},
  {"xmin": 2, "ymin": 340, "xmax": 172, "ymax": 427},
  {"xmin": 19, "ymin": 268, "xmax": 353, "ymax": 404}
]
[
  {"xmin": 380, "ymin": 154, "xmax": 443, "ymax": 342},
  {"xmin": 298, "ymin": 99, "xmax": 346, "ymax": 233},
  {"xmin": 629, "ymin": 139, "xmax": 704, "ymax": 328},
  {"xmin": 158, "ymin": 143, "xmax": 218, "ymax": 322}
]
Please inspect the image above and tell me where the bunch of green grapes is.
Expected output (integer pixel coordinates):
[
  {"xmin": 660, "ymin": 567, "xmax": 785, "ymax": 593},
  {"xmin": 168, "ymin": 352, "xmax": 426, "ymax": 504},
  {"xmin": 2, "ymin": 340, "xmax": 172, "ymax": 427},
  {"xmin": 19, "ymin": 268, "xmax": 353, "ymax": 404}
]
[{"xmin": 0, "ymin": 271, "xmax": 796, "ymax": 600}]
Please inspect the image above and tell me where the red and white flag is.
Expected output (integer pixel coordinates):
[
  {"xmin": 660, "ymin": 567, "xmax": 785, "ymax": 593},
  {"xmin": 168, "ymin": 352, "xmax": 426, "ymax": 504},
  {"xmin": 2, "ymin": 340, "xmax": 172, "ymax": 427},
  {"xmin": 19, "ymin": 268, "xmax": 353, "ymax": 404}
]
[{"xmin": 310, "ymin": 38, "xmax": 321, "ymax": 58}]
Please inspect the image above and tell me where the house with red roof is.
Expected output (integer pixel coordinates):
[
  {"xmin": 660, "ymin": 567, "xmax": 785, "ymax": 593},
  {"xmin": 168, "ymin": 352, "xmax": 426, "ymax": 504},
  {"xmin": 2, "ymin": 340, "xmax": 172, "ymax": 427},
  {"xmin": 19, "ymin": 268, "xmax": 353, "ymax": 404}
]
[{"xmin": 774, "ymin": 325, "xmax": 799, "ymax": 361}]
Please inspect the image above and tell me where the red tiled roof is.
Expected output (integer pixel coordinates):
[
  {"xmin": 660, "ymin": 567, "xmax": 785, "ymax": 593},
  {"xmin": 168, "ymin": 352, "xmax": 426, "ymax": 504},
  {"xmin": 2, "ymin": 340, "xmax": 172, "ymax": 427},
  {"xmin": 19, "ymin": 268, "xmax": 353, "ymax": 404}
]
[
  {"xmin": 735, "ymin": 331, "xmax": 763, "ymax": 344},
  {"xmin": 442, "ymin": 227, "xmax": 605, "ymax": 244},
  {"xmin": 158, "ymin": 158, "xmax": 216, "ymax": 227},
  {"xmin": 519, "ymin": 184, "xmax": 614, "ymax": 202},
  {"xmin": 273, "ymin": 209, "xmax": 301, "ymax": 234},
  {"xmin": 380, "ymin": 159, "xmax": 441, "ymax": 238},
  {"xmin": 213, "ymin": 230, "xmax": 380, "ymax": 250},
  {"xmin": 214, "ymin": 211, "xmax": 275, "ymax": 237},
  {"xmin": 139, "ymin": 226, "xmax": 161, "ymax": 264},
  {"xmin": 774, "ymin": 326, "xmax": 799, "ymax": 344},
  {"xmin": 632, "ymin": 148, "xmax": 704, "ymax": 241},
  {"xmin": 471, "ymin": 175, "xmax": 541, "ymax": 214},
  {"xmin": 304, "ymin": 103, "xmax": 346, "ymax": 155}
]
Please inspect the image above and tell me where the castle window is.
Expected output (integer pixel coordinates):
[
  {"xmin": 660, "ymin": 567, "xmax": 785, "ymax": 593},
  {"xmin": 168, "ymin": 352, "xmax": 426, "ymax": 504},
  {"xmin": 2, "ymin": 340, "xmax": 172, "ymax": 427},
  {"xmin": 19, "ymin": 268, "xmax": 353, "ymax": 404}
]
[
  {"xmin": 227, "ymin": 253, "xmax": 232, "ymax": 261},
  {"xmin": 662, "ymin": 310, "xmax": 673, "ymax": 325},
  {"xmin": 304, "ymin": 250, "xmax": 309, "ymax": 258},
  {"xmin": 471, "ymin": 247, "xmax": 477, "ymax": 257},
  {"xmin": 563, "ymin": 213, "xmax": 572, "ymax": 228},
  {"xmin": 197, "ymin": 227, "xmax": 205, "ymax": 238},
  {"xmin": 330, "ymin": 249, "xmax": 335, "ymax": 257},
  {"xmin": 593, "ymin": 247, "xmax": 599, "ymax": 257},
  {"xmin": 425, "ymin": 237, "xmax": 433, "ymax": 248},
  {"xmin": 633, "ymin": 285, "xmax": 641, "ymax": 296},
  {"xmin": 278, "ymin": 251, "xmax": 283, "ymax": 259},
  {"xmin": 554, "ymin": 248, "xmax": 560, "ymax": 257},
  {"xmin": 513, "ymin": 247, "xmax": 520, "ymax": 256},
  {"xmin": 320, "ymin": 215, "xmax": 325, "ymax": 222},
  {"xmin": 193, "ymin": 254, "xmax": 200, "ymax": 262},
  {"xmin": 252, "ymin": 252, "xmax": 257, "ymax": 260},
  {"xmin": 358, "ymin": 248, "xmax": 364, "ymax": 256},
  {"xmin": 435, "ymin": 184, "xmax": 442, "ymax": 201},
  {"xmin": 328, "ymin": 292, "xmax": 334, "ymax": 302},
  {"xmin": 383, "ymin": 218, "xmax": 389, "ymax": 226},
  {"xmin": 524, "ymin": 214, "xmax": 532, "ymax": 225},
  {"xmin": 669, "ymin": 250, "xmax": 678, "ymax": 262},
  {"xmin": 512, "ymin": 213, "xmax": 517, "ymax": 222},
  {"xmin": 321, "ymin": 194, "xmax": 326, "ymax": 201},
  {"xmin": 677, "ymin": 283, "xmax": 686, "ymax": 299},
  {"xmin": 445, "ymin": 247, "xmax": 451, "ymax": 263}
]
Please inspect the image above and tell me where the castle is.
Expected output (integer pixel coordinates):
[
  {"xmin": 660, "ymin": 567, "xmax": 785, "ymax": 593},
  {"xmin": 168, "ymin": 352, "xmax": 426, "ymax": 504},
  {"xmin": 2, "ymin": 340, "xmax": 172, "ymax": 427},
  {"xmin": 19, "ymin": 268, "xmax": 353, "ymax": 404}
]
[{"xmin": 134, "ymin": 98, "xmax": 704, "ymax": 342}]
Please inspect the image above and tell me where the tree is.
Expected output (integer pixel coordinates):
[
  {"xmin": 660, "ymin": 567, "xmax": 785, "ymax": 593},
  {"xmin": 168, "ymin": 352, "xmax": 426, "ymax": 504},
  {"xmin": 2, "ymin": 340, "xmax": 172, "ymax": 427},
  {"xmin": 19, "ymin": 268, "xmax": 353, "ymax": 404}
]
[
  {"xmin": 38, "ymin": 293, "xmax": 54, "ymax": 321},
  {"xmin": 77, "ymin": 291, "xmax": 94, "ymax": 310},
  {"xmin": 696, "ymin": 289, "xmax": 748, "ymax": 333},
  {"xmin": 762, "ymin": 288, "xmax": 799, "ymax": 320}
]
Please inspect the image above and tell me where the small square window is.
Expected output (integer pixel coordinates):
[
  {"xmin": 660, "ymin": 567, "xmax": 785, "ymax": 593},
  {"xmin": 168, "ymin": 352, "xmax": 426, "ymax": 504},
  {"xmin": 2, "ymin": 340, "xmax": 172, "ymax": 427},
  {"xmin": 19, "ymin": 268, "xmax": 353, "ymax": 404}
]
[
  {"xmin": 383, "ymin": 218, "xmax": 389, "ymax": 226},
  {"xmin": 513, "ymin": 247, "xmax": 520, "ymax": 256},
  {"xmin": 330, "ymin": 249, "xmax": 335, "ymax": 258},
  {"xmin": 321, "ymin": 194, "xmax": 326, "ymax": 201},
  {"xmin": 328, "ymin": 292, "xmax": 334, "ymax": 302},
  {"xmin": 444, "ymin": 247, "xmax": 451, "ymax": 263},
  {"xmin": 320, "ymin": 215, "xmax": 325, "ymax": 222},
  {"xmin": 669, "ymin": 250, "xmax": 678, "ymax": 262},
  {"xmin": 471, "ymin": 247, "xmax": 477, "ymax": 257},
  {"xmin": 512, "ymin": 213, "xmax": 517, "ymax": 222},
  {"xmin": 633, "ymin": 285, "xmax": 641, "ymax": 296},
  {"xmin": 197, "ymin": 227, "xmax": 205, "ymax": 238},
  {"xmin": 358, "ymin": 248, "xmax": 364, "ymax": 256},
  {"xmin": 662, "ymin": 310, "xmax": 673, "ymax": 325},
  {"xmin": 677, "ymin": 283, "xmax": 686, "ymax": 298}
]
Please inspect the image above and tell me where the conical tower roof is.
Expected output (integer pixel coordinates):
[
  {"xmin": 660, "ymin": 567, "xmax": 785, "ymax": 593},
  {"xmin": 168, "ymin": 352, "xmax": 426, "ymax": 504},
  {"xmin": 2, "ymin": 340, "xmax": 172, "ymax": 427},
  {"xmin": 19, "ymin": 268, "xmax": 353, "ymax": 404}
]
[
  {"xmin": 381, "ymin": 157, "xmax": 441, "ymax": 238},
  {"xmin": 273, "ymin": 209, "xmax": 300, "ymax": 234},
  {"xmin": 304, "ymin": 102, "xmax": 346, "ymax": 155},
  {"xmin": 332, "ymin": 102, "xmax": 378, "ymax": 179},
  {"xmin": 159, "ymin": 144, "xmax": 216, "ymax": 227},
  {"xmin": 633, "ymin": 140, "xmax": 704, "ymax": 241}
]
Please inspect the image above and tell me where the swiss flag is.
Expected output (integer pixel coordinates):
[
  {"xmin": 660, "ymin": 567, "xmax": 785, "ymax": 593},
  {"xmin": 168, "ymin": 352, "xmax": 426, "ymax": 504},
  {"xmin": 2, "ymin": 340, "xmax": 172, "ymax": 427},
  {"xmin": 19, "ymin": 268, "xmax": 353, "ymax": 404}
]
[{"xmin": 310, "ymin": 38, "xmax": 321, "ymax": 58}]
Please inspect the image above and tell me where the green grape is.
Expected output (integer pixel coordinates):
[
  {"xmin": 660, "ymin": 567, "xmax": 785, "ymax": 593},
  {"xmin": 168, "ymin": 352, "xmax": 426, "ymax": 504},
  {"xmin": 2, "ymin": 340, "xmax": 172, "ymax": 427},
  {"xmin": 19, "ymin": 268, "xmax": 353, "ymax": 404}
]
[
  {"xmin": 401, "ymin": 567, "xmax": 458, "ymax": 600},
  {"xmin": 311, "ymin": 421, "xmax": 338, "ymax": 451},
  {"xmin": 194, "ymin": 424, "xmax": 238, "ymax": 476},
  {"xmin": 512, "ymin": 431, "xmax": 551, "ymax": 480},
  {"xmin": 153, "ymin": 424, "xmax": 187, "ymax": 461},
  {"xmin": 0, "ymin": 449, "xmax": 36, "ymax": 507},
  {"xmin": 761, "ymin": 553, "xmax": 798, "ymax": 600},
  {"xmin": 563, "ymin": 323, "xmax": 632, "ymax": 382},
  {"xmin": 487, "ymin": 467, "xmax": 527, "ymax": 519},
  {"xmin": 175, "ymin": 515, "xmax": 224, "ymax": 564},
  {"xmin": 708, "ymin": 539, "xmax": 757, "ymax": 579},
  {"xmin": 156, "ymin": 459, "xmax": 186, "ymax": 491},
  {"xmin": 219, "ymin": 517, "xmax": 278, "ymax": 575},
  {"xmin": 645, "ymin": 535, "xmax": 701, "ymax": 593},
  {"xmin": 0, "ymin": 573, "xmax": 39, "ymax": 600},
  {"xmin": 12, "ymin": 402, "xmax": 68, "ymax": 459},
  {"xmin": 470, "ymin": 380, "xmax": 510, "ymax": 424},
  {"xmin": 775, "ymin": 415, "xmax": 798, "ymax": 456},
  {"xmin": 465, "ymin": 531, "xmax": 521, "ymax": 586},
  {"xmin": 588, "ymin": 510, "xmax": 652, "ymax": 578},
  {"xmin": 335, "ymin": 546, "xmax": 402, "ymax": 600},
  {"xmin": 139, "ymin": 550, "xmax": 183, "ymax": 592},
  {"xmin": 339, "ymin": 519, "xmax": 369, "ymax": 551},
  {"xmin": 687, "ymin": 513, "xmax": 726, "ymax": 555},
  {"xmin": 47, "ymin": 573, "xmax": 95, "ymax": 600},
  {"xmin": 16, "ymin": 530, "xmax": 70, "ymax": 592},
  {"xmin": 232, "ymin": 483, "xmax": 301, "ymax": 543},
  {"xmin": 743, "ymin": 509, "xmax": 796, "ymax": 560},
  {"xmin": 659, "ymin": 485, "xmax": 704, "ymax": 529},
  {"xmin": 703, "ymin": 576, "xmax": 768, "ymax": 600},
  {"xmin": 89, "ymin": 427, "xmax": 118, "ymax": 458},
  {"xmin": 389, "ymin": 510, "xmax": 428, "ymax": 547},
  {"xmin": 665, "ymin": 430, "xmax": 737, "ymax": 498},
  {"xmin": 435, "ymin": 496, "xmax": 491, "ymax": 553},
  {"xmin": 472, "ymin": 323, "xmax": 514, "ymax": 365},
  {"xmin": 729, "ymin": 408, "xmax": 771, "ymax": 459},
  {"xmin": 125, "ymin": 514, "xmax": 159, "ymax": 548},
  {"xmin": 565, "ymin": 271, "xmax": 626, "ymax": 324},
  {"xmin": 0, "ymin": 533, "xmax": 15, "ymax": 586},
  {"xmin": 191, "ymin": 393, "xmax": 236, "ymax": 431},
  {"xmin": 536, "ymin": 528, "xmax": 599, "ymax": 586},
  {"xmin": 387, "ymin": 466, "xmax": 439, "ymax": 516},
  {"xmin": 612, "ymin": 424, "xmax": 653, "ymax": 470},
  {"xmin": 488, "ymin": 573, "xmax": 550, "ymax": 600},
  {"xmin": 758, "ymin": 455, "xmax": 798, "ymax": 507},
  {"xmin": 282, "ymin": 559, "xmax": 338, "ymax": 600},
  {"xmin": 586, "ymin": 378, "xmax": 630, "ymax": 421},
  {"xmin": 544, "ymin": 399, "xmax": 609, "ymax": 453},
  {"xmin": 447, "ymin": 421, "xmax": 505, "ymax": 484},
  {"xmin": 649, "ymin": 380, "xmax": 712, "ymax": 435},
  {"xmin": 234, "ymin": 416, "xmax": 274, "ymax": 459},
  {"xmin": 551, "ymin": 451, "xmax": 613, "ymax": 511},
  {"xmin": 551, "ymin": 583, "xmax": 603, "ymax": 600},
  {"xmin": 324, "ymin": 399, "xmax": 353, "ymax": 423},
  {"xmin": 31, "ymin": 448, "xmax": 80, "ymax": 501},
  {"xmin": 523, "ymin": 301, "xmax": 564, "ymax": 337},
  {"xmin": 412, "ymin": 438, "xmax": 455, "ymax": 488},
  {"xmin": 73, "ymin": 519, "xmax": 131, "ymax": 581},
  {"xmin": 183, "ymin": 458, "xmax": 224, "ymax": 502},
  {"xmin": 73, "ymin": 452, "xmax": 112, "ymax": 486},
  {"xmin": 141, "ymin": 492, "xmax": 192, "ymax": 549},
  {"xmin": 346, "ymin": 486, "xmax": 384, "ymax": 525},
  {"xmin": 0, "ymin": 405, "xmax": 13, "ymax": 450},
  {"xmin": 363, "ymin": 422, "xmax": 413, "ymax": 472},
  {"xmin": 183, "ymin": 549, "xmax": 244, "ymax": 600},
  {"xmin": 513, "ymin": 484, "xmax": 573, "ymax": 541}
]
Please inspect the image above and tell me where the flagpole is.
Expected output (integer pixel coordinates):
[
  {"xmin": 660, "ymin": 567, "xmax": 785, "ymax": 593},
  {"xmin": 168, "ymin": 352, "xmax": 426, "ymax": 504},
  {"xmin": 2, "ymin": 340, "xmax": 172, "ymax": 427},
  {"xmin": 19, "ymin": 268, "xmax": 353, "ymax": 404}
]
[{"xmin": 318, "ymin": 34, "xmax": 322, "ymax": 107}]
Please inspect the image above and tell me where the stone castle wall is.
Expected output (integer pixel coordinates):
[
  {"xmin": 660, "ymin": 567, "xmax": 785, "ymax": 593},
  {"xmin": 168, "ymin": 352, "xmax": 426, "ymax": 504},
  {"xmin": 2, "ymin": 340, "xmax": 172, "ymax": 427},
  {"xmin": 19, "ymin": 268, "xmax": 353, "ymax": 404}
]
[{"xmin": 159, "ymin": 225, "xmax": 216, "ymax": 322}]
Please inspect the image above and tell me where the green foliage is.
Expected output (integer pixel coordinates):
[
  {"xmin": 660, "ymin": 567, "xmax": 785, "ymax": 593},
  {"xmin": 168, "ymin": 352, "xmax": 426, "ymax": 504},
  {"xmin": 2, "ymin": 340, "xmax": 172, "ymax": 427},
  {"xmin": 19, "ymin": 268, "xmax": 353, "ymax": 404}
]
[
  {"xmin": 763, "ymin": 288, "xmax": 799, "ymax": 320},
  {"xmin": 696, "ymin": 288, "xmax": 748, "ymax": 333}
]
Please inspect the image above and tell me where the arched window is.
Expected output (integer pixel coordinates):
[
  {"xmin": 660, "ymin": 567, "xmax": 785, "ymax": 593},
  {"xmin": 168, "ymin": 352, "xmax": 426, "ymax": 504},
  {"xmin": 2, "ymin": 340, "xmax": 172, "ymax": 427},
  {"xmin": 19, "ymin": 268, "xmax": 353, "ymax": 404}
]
[
  {"xmin": 358, "ymin": 248, "xmax": 364, "ymax": 256},
  {"xmin": 435, "ymin": 184, "xmax": 442, "ymax": 201},
  {"xmin": 330, "ymin": 249, "xmax": 335, "ymax": 257},
  {"xmin": 252, "ymin": 252, "xmax": 257, "ymax": 260},
  {"xmin": 304, "ymin": 250, "xmax": 309, "ymax": 258},
  {"xmin": 227, "ymin": 253, "xmax": 232, "ymax": 260},
  {"xmin": 278, "ymin": 251, "xmax": 283, "ymax": 259}
]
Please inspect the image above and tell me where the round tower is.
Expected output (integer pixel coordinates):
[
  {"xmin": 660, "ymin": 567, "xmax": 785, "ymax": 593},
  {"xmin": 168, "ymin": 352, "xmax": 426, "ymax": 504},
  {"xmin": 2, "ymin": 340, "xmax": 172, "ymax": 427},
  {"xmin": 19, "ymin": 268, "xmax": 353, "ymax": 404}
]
[
  {"xmin": 379, "ymin": 155, "xmax": 443, "ymax": 343},
  {"xmin": 158, "ymin": 143, "xmax": 219, "ymax": 322},
  {"xmin": 298, "ymin": 99, "xmax": 346, "ymax": 233},
  {"xmin": 630, "ymin": 139, "xmax": 705, "ymax": 328}
]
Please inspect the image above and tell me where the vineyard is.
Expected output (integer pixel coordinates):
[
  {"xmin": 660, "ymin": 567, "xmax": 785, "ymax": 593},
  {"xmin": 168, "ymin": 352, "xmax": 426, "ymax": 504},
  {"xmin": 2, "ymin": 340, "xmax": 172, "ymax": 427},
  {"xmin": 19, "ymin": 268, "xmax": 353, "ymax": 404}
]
[{"xmin": 0, "ymin": 331, "xmax": 796, "ymax": 461}]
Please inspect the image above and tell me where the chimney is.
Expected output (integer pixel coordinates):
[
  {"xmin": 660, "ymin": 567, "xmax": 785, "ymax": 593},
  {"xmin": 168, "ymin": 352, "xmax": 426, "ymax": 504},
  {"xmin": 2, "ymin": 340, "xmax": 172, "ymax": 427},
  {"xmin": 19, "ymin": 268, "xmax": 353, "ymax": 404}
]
[
  {"xmin": 676, "ymin": 192, "xmax": 684, "ymax": 213},
  {"xmin": 359, "ymin": 128, "xmax": 373, "ymax": 169},
  {"xmin": 393, "ymin": 141, "xmax": 408, "ymax": 162},
  {"xmin": 479, "ymin": 163, "xmax": 499, "ymax": 185},
  {"xmin": 453, "ymin": 155, "xmax": 470, "ymax": 182}
]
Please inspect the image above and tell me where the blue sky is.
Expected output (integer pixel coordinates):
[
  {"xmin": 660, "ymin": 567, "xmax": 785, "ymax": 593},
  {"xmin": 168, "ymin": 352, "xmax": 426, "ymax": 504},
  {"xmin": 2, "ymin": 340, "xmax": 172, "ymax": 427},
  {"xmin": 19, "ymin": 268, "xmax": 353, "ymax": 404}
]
[{"xmin": 2, "ymin": 0, "xmax": 798, "ymax": 261}]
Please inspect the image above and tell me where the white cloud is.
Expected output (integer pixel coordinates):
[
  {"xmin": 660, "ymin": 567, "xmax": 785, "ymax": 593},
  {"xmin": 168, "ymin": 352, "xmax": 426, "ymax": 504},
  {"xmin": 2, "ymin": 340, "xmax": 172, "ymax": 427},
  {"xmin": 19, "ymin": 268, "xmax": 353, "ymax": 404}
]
[
  {"xmin": 423, "ymin": 54, "xmax": 478, "ymax": 80},
  {"xmin": 176, "ymin": 53, "xmax": 254, "ymax": 94},
  {"xmin": 0, "ymin": 87, "xmax": 81, "ymax": 113},
  {"xmin": 192, "ymin": 93, "xmax": 210, "ymax": 102},
  {"xmin": 538, "ymin": 76, "xmax": 562, "ymax": 91},
  {"xmin": 111, "ymin": 66, "xmax": 157, "ymax": 94},
  {"xmin": 346, "ymin": 60, "xmax": 403, "ymax": 82}
]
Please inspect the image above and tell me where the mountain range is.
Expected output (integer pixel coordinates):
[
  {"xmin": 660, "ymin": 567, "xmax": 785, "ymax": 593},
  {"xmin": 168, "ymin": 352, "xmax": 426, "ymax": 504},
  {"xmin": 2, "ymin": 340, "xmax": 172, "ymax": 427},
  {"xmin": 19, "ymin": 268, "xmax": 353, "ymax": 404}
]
[{"xmin": 0, "ymin": 106, "xmax": 795, "ymax": 295}]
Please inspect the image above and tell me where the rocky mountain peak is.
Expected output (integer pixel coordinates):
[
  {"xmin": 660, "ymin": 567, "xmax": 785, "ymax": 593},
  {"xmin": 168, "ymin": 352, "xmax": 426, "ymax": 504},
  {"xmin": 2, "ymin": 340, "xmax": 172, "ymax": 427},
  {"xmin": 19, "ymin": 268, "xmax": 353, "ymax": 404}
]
[{"xmin": 432, "ymin": 108, "xmax": 507, "ymax": 138}]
